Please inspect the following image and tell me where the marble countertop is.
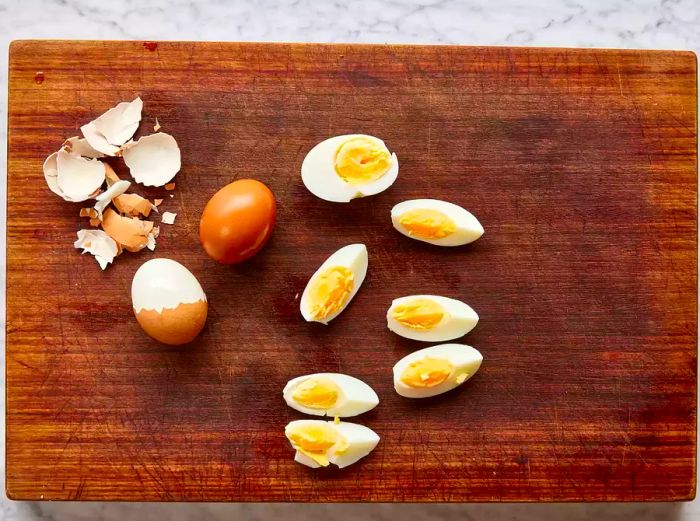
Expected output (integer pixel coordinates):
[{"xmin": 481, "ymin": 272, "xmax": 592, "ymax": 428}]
[{"xmin": 1, "ymin": 0, "xmax": 697, "ymax": 520}]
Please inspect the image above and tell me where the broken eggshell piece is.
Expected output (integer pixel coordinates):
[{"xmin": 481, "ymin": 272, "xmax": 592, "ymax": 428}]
[
  {"xmin": 131, "ymin": 258, "xmax": 208, "ymax": 345},
  {"xmin": 113, "ymin": 193, "xmax": 157, "ymax": 217},
  {"xmin": 122, "ymin": 133, "xmax": 181, "ymax": 187},
  {"xmin": 54, "ymin": 149, "xmax": 106, "ymax": 202},
  {"xmin": 80, "ymin": 97, "xmax": 143, "ymax": 156},
  {"xmin": 101, "ymin": 208, "xmax": 154, "ymax": 252},
  {"xmin": 63, "ymin": 136, "xmax": 105, "ymax": 159},
  {"xmin": 74, "ymin": 229, "xmax": 119, "ymax": 270},
  {"xmin": 93, "ymin": 180, "xmax": 131, "ymax": 219}
]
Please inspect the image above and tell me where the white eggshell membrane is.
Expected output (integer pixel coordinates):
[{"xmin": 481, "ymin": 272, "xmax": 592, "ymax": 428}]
[
  {"xmin": 393, "ymin": 344, "xmax": 483, "ymax": 398},
  {"xmin": 300, "ymin": 244, "xmax": 368, "ymax": 324},
  {"xmin": 301, "ymin": 134, "xmax": 399, "ymax": 203},
  {"xmin": 80, "ymin": 98, "xmax": 143, "ymax": 156},
  {"xmin": 55, "ymin": 149, "xmax": 106, "ymax": 202},
  {"xmin": 94, "ymin": 180, "xmax": 131, "ymax": 218},
  {"xmin": 161, "ymin": 211, "xmax": 177, "ymax": 225},
  {"xmin": 283, "ymin": 373, "xmax": 379, "ymax": 417},
  {"xmin": 74, "ymin": 229, "xmax": 119, "ymax": 270},
  {"xmin": 131, "ymin": 258, "xmax": 206, "ymax": 313},
  {"xmin": 63, "ymin": 136, "xmax": 105, "ymax": 158},
  {"xmin": 387, "ymin": 295, "xmax": 479, "ymax": 342},
  {"xmin": 285, "ymin": 420, "xmax": 380, "ymax": 469},
  {"xmin": 391, "ymin": 199, "xmax": 484, "ymax": 246},
  {"xmin": 122, "ymin": 133, "xmax": 181, "ymax": 187}
]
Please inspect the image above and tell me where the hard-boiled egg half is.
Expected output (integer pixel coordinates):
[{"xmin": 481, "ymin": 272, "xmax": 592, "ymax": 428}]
[
  {"xmin": 391, "ymin": 199, "xmax": 483, "ymax": 246},
  {"xmin": 285, "ymin": 419, "xmax": 380, "ymax": 468},
  {"xmin": 283, "ymin": 373, "xmax": 379, "ymax": 417},
  {"xmin": 393, "ymin": 344, "xmax": 483, "ymax": 398},
  {"xmin": 387, "ymin": 295, "xmax": 478, "ymax": 342},
  {"xmin": 300, "ymin": 244, "xmax": 368, "ymax": 324},
  {"xmin": 131, "ymin": 258, "xmax": 208, "ymax": 345},
  {"xmin": 302, "ymin": 134, "xmax": 399, "ymax": 202}
]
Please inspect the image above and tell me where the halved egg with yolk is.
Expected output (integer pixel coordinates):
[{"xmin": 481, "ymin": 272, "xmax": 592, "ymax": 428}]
[
  {"xmin": 393, "ymin": 344, "xmax": 483, "ymax": 398},
  {"xmin": 387, "ymin": 295, "xmax": 478, "ymax": 342},
  {"xmin": 283, "ymin": 373, "xmax": 379, "ymax": 417},
  {"xmin": 391, "ymin": 199, "xmax": 484, "ymax": 246},
  {"xmin": 285, "ymin": 419, "xmax": 380, "ymax": 468},
  {"xmin": 300, "ymin": 244, "xmax": 368, "ymax": 324},
  {"xmin": 301, "ymin": 135, "xmax": 399, "ymax": 202}
]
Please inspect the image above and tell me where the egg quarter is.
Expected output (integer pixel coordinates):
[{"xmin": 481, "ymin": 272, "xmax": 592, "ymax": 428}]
[
  {"xmin": 283, "ymin": 373, "xmax": 379, "ymax": 417},
  {"xmin": 391, "ymin": 199, "xmax": 484, "ymax": 246},
  {"xmin": 387, "ymin": 295, "xmax": 479, "ymax": 342},
  {"xmin": 393, "ymin": 343, "xmax": 483, "ymax": 398}
]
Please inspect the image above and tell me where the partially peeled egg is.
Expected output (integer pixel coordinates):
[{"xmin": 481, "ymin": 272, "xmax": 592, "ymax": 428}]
[
  {"xmin": 391, "ymin": 199, "xmax": 483, "ymax": 246},
  {"xmin": 131, "ymin": 259, "xmax": 208, "ymax": 345},
  {"xmin": 302, "ymin": 134, "xmax": 399, "ymax": 202}
]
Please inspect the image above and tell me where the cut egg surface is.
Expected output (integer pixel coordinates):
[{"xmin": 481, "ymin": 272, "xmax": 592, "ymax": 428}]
[
  {"xmin": 393, "ymin": 344, "xmax": 483, "ymax": 398},
  {"xmin": 387, "ymin": 295, "xmax": 478, "ymax": 342},
  {"xmin": 302, "ymin": 134, "xmax": 399, "ymax": 202},
  {"xmin": 283, "ymin": 373, "xmax": 379, "ymax": 417},
  {"xmin": 300, "ymin": 244, "xmax": 368, "ymax": 324},
  {"xmin": 131, "ymin": 258, "xmax": 208, "ymax": 345},
  {"xmin": 285, "ymin": 420, "xmax": 380, "ymax": 469},
  {"xmin": 391, "ymin": 199, "xmax": 484, "ymax": 246}
]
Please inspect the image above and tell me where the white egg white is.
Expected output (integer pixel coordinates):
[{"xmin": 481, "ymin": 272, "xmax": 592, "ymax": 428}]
[
  {"xmin": 285, "ymin": 419, "xmax": 380, "ymax": 469},
  {"xmin": 387, "ymin": 295, "xmax": 479, "ymax": 342},
  {"xmin": 300, "ymin": 244, "xmax": 368, "ymax": 324},
  {"xmin": 283, "ymin": 373, "xmax": 379, "ymax": 417},
  {"xmin": 391, "ymin": 199, "xmax": 484, "ymax": 246},
  {"xmin": 393, "ymin": 343, "xmax": 483, "ymax": 398},
  {"xmin": 131, "ymin": 258, "xmax": 207, "ymax": 313},
  {"xmin": 301, "ymin": 134, "xmax": 399, "ymax": 203}
]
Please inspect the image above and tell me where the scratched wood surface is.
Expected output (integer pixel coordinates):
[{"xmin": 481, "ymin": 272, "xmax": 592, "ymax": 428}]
[{"xmin": 6, "ymin": 41, "xmax": 698, "ymax": 502}]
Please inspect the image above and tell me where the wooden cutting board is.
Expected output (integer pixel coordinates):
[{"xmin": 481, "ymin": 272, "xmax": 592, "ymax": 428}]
[{"xmin": 6, "ymin": 41, "xmax": 697, "ymax": 502}]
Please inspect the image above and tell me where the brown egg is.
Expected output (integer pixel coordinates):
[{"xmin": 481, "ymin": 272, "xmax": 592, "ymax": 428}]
[{"xmin": 131, "ymin": 258, "xmax": 208, "ymax": 345}]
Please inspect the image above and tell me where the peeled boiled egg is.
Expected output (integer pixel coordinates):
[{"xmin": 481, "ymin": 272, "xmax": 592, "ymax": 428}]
[
  {"xmin": 391, "ymin": 199, "xmax": 483, "ymax": 246},
  {"xmin": 300, "ymin": 244, "xmax": 368, "ymax": 324},
  {"xmin": 302, "ymin": 134, "xmax": 399, "ymax": 202},
  {"xmin": 283, "ymin": 373, "xmax": 379, "ymax": 417},
  {"xmin": 285, "ymin": 419, "xmax": 380, "ymax": 468},
  {"xmin": 131, "ymin": 258, "xmax": 208, "ymax": 345},
  {"xmin": 393, "ymin": 344, "xmax": 483, "ymax": 398},
  {"xmin": 387, "ymin": 295, "xmax": 478, "ymax": 342}
]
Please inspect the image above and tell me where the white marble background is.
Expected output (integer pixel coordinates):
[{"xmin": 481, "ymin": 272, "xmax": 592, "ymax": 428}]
[{"xmin": 0, "ymin": 0, "xmax": 698, "ymax": 520}]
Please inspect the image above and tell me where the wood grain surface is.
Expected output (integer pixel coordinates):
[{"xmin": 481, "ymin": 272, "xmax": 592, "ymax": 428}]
[{"xmin": 6, "ymin": 41, "xmax": 698, "ymax": 502}]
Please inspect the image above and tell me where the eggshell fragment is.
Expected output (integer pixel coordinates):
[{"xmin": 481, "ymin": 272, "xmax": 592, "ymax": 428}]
[
  {"xmin": 74, "ymin": 229, "xmax": 118, "ymax": 269},
  {"xmin": 104, "ymin": 163, "xmax": 121, "ymax": 186},
  {"xmin": 164, "ymin": 183, "xmax": 176, "ymax": 191},
  {"xmin": 55, "ymin": 149, "xmax": 106, "ymax": 202},
  {"xmin": 80, "ymin": 98, "xmax": 143, "ymax": 157},
  {"xmin": 113, "ymin": 193, "xmax": 156, "ymax": 217},
  {"xmin": 63, "ymin": 136, "xmax": 105, "ymax": 159},
  {"xmin": 122, "ymin": 133, "xmax": 181, "ymax": 187},
  {"xmin": 94, "ymin": 180, "xmax": 131, "ymax": 219},
  {"xmin": 43, "ymin": 152, "xmax": 63, "ymax": 199},
  {"xmin": 101, "ymin": 208, "xmax": 154, "ymax": 252},
  {"xmin": 161, "ymin": 212, "xmax": 176, "ymax": 225}
]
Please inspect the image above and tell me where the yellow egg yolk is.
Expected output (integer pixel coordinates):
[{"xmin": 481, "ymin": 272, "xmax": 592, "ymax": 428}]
[
  {"xmin": 391, "ymin": 298, "xmax": 446, "ymax": 330},
  {"xmin": 400, "ymin": 357, "xmax": 454, "ymax": 388},
  {"xmin": 334, "ymin": 137, "xmax": 392, "ymax": 185},
  {"xmin": 308, "ymin": 266, "xmax": 354, "ymax": 321},
  {"xmin": 398, "ymin": 209, "xmax": 457, "ymax": 239},
  {"xmin": 292, "ymin": 378, "xmax": 340, "ymax": 409},
  {"xmin": 287, "ymin": 423, "xmax": 338, "ymax": 467}
]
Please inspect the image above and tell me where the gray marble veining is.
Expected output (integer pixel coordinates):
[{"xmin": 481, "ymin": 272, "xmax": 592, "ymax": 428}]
[{"xmin": 1, "ymin": 0, "xmax": 698, "ymax": 520}]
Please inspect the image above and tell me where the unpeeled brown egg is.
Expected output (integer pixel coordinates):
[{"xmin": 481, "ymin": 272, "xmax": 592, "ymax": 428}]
[{"xmin": 131, "ymin": 258, "xmax": 208, "ymax": 345}]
